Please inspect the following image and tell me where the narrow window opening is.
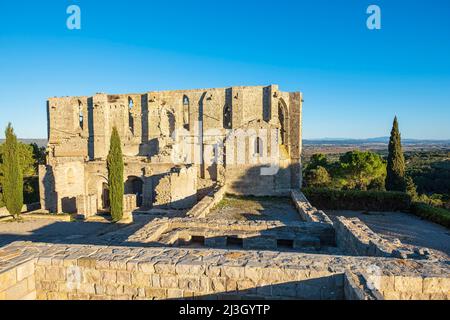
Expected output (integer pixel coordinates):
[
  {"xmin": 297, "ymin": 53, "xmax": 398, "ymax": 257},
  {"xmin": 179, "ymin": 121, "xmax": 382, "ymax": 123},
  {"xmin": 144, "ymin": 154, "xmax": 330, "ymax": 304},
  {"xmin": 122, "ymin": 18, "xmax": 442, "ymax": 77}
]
[
  {"xmin": 183, "ymin": 95, "xmax": 190, "ymax": 130},
  {"xmin": 255, "ymin": 137, "xmax": 263, "ymax": 157},
  {"xmin": 278, "ymin": 102, "xmax": 287, "ymax": 146},
  {"xmin": 223, "ymin": 105, "xmax": 232, "ymax": 129},
  {"xmin": 128, "ymin": 97, "xmax": 134, "ymax": 134},
  {"xmin": 78, "ymin": 101, "xmax": 84, "ymax": 130}
]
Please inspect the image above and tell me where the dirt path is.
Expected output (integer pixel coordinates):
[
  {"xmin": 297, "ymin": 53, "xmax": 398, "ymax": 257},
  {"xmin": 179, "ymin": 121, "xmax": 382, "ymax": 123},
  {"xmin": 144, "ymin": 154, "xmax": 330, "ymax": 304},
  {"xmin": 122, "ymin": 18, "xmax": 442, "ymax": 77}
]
[{"xmin": 326, "ymin": 210, "xmax": 450, "ymax": 257}]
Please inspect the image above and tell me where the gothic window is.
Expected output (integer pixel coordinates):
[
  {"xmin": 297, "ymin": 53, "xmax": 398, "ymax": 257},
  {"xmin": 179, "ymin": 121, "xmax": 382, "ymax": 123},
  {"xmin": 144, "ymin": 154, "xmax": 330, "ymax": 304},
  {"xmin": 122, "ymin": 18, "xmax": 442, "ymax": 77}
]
[
  {"xmin": 255, "ymin": 137, "xmax": 263, "ymax": 157},
  {"xmin": 183, "ymin": 95, "xmax": 190, "ymax": 130},
  {"xmin": 223, "ymin": 104, "xmax": 232, "ymax": 129},
  {"xmin": 128, "ymin": 97, "xmax": 134, "ymax": 134},
  {"xmin": 278, "ymin": 102, "xmax": 287, "ymax": 146},
  {"xmin": 78, "ymin": 101, "xmax": 84, "ymax": 130}
]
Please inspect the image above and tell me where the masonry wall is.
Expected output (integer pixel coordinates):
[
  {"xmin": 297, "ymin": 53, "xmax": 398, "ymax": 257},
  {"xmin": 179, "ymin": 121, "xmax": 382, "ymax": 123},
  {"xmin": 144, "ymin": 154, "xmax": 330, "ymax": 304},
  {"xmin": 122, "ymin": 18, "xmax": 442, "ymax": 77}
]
[
  {"xmin": 41, "ymin": 85, "xmax": 303, "ymax": 214},
  {"xmin": 33, "ymin": 254, "xmax": 344, "ymax": 300},
  {"xmin": 1, "ymin": 243, "xmax": 449, "ymax": 300},
  {"xmin": 0, "ymin": 259, "xmax": 36, "ymax": 300}
]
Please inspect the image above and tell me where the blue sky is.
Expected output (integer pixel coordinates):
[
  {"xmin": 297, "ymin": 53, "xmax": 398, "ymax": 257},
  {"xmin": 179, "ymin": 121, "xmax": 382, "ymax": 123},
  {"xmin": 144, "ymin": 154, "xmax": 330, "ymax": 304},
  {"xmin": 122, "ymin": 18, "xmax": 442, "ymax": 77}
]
[{"xmin": 1, "ymin": 0, "xmax": 449, "ymax": 139}]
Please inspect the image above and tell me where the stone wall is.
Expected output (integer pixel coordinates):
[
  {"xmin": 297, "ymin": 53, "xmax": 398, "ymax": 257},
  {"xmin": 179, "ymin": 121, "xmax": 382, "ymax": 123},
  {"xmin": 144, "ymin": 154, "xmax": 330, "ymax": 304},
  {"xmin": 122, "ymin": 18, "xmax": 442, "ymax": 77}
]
[
  {"xmin": 0, "ymin": 258, "xmax": 36, "ymax": 300},
  {"xmin": 186, "ymin": 185, "xmax": 226, "ymax": 218},
  {"xmin": 76, "ymin": 195, "xmax": 97, "ymax": 219},
  {"xmin": 291, "ymin": 190, "xmax": 333, "ymax": 224},
  {"xmin": 375, "ymin": 275, "xmax": 450, "ymax": 300},
  {"xmin": 40, "ymin": 85, "xmax": 303, "ymax": 214},
  {"xmin": 334, "ymin": 216, "xmax": 432, "ymax": 260},
  {"xmin": 1, "ymin": 242, "xmax": 449, "ymax": 300},
  {"xmin": 153, "ymin": 166, "xmax": 198, "ymax": 209}
]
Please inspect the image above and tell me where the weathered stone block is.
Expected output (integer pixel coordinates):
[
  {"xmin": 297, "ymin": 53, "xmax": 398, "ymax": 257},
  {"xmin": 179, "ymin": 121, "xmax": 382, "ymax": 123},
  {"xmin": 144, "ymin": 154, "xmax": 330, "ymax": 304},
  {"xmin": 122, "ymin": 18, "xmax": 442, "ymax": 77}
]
[
  {"xmin": 16, "ymin": 261, "xmax": 35, "ymax": 282},
  {"xmin": 4, "ymin": 279, "xmax": 29, "ymax": 300},
  {"xmin": 160, "ymin": 276, "xmax": 179, "ymax": 288},
  {"xmin": 101, "ymin": 270, "xmax": 117, "ymax": 283},
  {"xmin": 223, "ymin": 266, "xmax": 245, "ymax": 279},
  {"xmin": 131, "ymin": 273, "xmax": 151, "ymax": 286},
  {"xmin": 145, "ymin": 288, "xmax": 167, "ymax": 299},
  {"xmin": 167, "ymin": 288, "xmax": 183, "ymax": 299},
  {"xmin": 423, "ymin": 277, "xmax": 450, "ymax": 294},
  {"xmin": 394, "ymin": 276, "xmax": 423, "ymax": 293},
  {"xmin": 83, "ymin": 269, "xmax": 101, "ymax": 283},
  {"xmin": 0, "ymin": 268, "xmax": 17, "ymax": 291},
  {"xmin": 116, "ymin": 271, "xmax": 131, "ymax": 285}
]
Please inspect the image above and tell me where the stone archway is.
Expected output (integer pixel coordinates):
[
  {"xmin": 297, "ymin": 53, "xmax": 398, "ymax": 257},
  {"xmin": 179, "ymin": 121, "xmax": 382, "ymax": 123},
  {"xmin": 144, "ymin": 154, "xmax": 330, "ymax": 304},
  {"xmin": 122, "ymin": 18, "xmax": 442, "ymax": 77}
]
[{"xmin": 87, "ymin": 175, "xmax": 109, "ymax": 211}]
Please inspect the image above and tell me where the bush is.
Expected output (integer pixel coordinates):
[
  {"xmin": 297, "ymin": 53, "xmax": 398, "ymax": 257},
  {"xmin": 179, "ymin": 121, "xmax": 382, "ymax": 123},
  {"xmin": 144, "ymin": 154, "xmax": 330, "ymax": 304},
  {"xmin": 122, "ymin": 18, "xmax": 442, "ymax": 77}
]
[
  {"xmin": 304, "ymin": 166, "xmax": 331, "ymax": 188},
  {"xmin": 23, "ymin": 176, "xmax": 39, "ymax": 204},
  {"xmin": 410, "ymin": 202, "xmax": 450, "ymax": 228},
  {"xmin": 302, "ymin": 187, "xmax": 411, "ymax": 212}
]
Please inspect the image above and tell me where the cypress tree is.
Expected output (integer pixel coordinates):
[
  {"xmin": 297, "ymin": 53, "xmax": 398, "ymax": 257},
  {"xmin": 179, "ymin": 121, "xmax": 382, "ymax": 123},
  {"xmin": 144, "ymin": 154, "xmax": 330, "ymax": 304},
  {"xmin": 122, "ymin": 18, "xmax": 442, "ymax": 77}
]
[
  {"xmin": 385, "ymin": 116, "xmax": 406, "ymax": 191},
  {"xmin": 107, "ymin": 127, "xmax": 124, "ymax": 222},
  {"xmin": 3, "ymin": 123, "xmax": 23, "ymax": 219}
]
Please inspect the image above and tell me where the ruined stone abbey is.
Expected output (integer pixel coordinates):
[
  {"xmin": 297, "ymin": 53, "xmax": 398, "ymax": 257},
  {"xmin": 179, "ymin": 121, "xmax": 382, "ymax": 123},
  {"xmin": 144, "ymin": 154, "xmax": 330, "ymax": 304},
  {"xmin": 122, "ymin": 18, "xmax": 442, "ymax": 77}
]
[
  {"xmin": 1, "ymin": 85, "xmax": 448, "ymax": 301},
  {"xmin": 38, "ymin": 85, "xmax": 302, "ymax": 215}
]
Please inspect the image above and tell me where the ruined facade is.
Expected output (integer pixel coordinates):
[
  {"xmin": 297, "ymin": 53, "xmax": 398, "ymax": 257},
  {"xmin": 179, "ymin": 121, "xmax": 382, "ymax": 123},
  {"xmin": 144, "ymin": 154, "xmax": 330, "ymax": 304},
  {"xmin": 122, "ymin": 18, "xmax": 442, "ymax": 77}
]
[{"xmin": 39, "ymin": 85, "xmax": 303, "ymax": 214}]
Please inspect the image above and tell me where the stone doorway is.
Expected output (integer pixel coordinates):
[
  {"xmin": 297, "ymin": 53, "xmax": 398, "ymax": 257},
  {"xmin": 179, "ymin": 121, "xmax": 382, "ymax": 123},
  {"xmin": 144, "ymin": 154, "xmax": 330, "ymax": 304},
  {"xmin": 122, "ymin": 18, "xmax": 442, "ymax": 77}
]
[{"xmin": 125, "ymin": 176, "xmax": 144, "ymax": 207}]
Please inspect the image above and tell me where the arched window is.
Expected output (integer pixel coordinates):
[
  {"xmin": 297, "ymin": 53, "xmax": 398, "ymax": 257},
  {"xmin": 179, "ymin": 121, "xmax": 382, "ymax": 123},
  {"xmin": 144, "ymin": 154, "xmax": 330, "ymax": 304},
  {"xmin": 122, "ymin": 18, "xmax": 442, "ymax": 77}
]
[
  {"xmin": 255, "ymin": 137, "xmax": 263, "ymax": 157},
  {"xmin": 78, "ymin": 101, "xmax": 84, "ymax": 130},
  {"xmin": 278, "ymin": 101, "xmax": 287, "ymax": 146},
  {"xmin": 128, "ymin": 97, "xmax": 134, "ymax": 134},
  {"xmin": 183, "ymin": 95, "xmax": 189, "ymax": 130},
  {"xmin": 223, "ymin": 105, "xmax": 232, "ymax": 129}
]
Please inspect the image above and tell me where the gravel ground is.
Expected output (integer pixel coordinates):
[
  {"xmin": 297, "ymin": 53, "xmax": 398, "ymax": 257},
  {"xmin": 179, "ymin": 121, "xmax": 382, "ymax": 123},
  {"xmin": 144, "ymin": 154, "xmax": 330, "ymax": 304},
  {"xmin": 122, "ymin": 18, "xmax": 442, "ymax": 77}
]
[
  {"xmin": 326, "ymin": 210, "xmax": 450, "ymax": 258},
  {"xmin": 0, "ymin": 214, "xmax": 157, "ymax": 248}
]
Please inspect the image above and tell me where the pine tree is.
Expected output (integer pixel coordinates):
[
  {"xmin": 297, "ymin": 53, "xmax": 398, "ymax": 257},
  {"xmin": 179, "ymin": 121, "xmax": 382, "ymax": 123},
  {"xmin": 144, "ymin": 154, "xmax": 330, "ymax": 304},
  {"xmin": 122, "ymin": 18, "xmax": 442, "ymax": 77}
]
[
  {"xmin": 385, "ymin": 116, "xmax": 406, "ymax": 191},
  {"xmin": 2, "ymin": 123, "xmax": 23, "ymax": 219},
  {"xmin": 107, "ymin": 127, "xmax": 124, "ymax": 222}
]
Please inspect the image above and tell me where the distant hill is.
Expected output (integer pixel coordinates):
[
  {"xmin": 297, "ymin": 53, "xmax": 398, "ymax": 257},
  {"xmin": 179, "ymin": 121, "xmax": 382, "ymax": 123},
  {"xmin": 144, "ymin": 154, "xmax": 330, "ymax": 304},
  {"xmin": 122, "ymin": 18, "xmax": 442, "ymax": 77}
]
[
  {"xmin": 1, "ymin": 137, "xmax": 448, "ymax": 149},
  {"xmin": 0, "ymin": 139, "xmax": 47, "ymax": 147},
  {"xmin": 304, "ymin": 137, "xmax": 450, "ymax": 145}
]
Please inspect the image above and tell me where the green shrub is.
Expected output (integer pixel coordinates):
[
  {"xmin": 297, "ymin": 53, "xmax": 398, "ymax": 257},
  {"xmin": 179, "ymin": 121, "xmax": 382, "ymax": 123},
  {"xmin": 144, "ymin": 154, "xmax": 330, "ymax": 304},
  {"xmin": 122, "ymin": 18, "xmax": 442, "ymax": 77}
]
[
  {"xmin": 302, "ymin": 187, "xmax": 411, "ymax": 212},
  {"xmin": 410, "ymin": 202, "xmax": 450, "ymax": 228},
  {"xmin": 23, "ymin": 176, "xmax": 39, "ymax": 204}
]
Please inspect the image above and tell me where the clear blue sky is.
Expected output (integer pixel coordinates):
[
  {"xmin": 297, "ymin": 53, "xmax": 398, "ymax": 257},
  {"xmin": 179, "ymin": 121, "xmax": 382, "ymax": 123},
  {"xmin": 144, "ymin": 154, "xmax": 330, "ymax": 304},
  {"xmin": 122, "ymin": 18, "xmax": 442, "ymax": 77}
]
[{"xmin": 1, "ymin": 0, "xmax": 449, "ymax": 139}]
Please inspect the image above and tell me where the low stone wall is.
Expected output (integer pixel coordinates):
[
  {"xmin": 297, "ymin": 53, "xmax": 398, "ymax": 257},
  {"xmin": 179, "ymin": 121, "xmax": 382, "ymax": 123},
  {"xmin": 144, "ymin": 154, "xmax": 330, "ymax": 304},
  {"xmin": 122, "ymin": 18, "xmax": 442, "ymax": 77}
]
[
  {"xmin": 76, "ymin": 195, "xmax": 97, "ymax": 219},
  {"xmin": 153, "ymin": 166, "xmax": 198, "ymax": 210},
  {"xmin": 187, "ymin": 185, "xmax": 226, "ymax": 218},
  {"xmin": 0, "ymin": 203, "xmax": 40, "ymax": 217},
  {"xmin": 334, "ymin": 217, "xmax": 432, "ymax": 260},
  {"xmin": 343, "ymin": 271, "xmax": 383, "ymax": 300},
  {"xmin": 291, "ymin": 190, "xmax": 333, "ymax": 224},
  {"xmin": 1, "ymin": 242, "xmax": 449, "ymax": 300},
  {"xmin": 375, "ymin": 275, "xmax": 450, "ymax": 300},
  {"xmin": 126, "ymin": 216, "xmax": 335, "ymax": 248},
  {"xmin": 0, "ymin": 261, "xmax": 36, "ymax": 300}
]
